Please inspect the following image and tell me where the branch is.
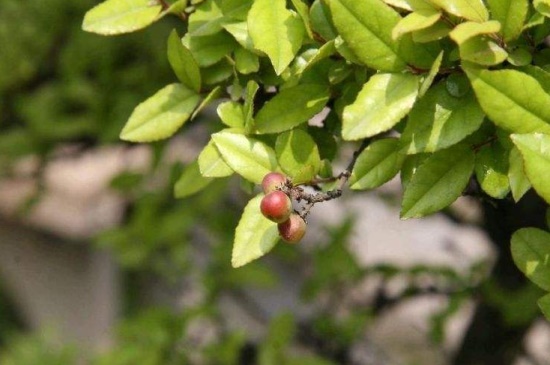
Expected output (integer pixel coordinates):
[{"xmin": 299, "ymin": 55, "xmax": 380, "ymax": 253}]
[{"xmin": 281, "ymin": 140, "xmax": 369, "ymax": 220}]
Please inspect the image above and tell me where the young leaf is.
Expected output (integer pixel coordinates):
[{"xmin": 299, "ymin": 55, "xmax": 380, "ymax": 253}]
[
  {"xmin": 234, "ymin": 47, "xmax": 260, "ymax": 74},
  {"xmin": 255, "ymin": 84, "xmax": 330, "ymax": 134},
  {"xmin": 174, "ymin": 160, "xmax": 214, "ymax": 198},
  {"xmin": 429, "ymin": 0, "xmax": 488, "ymax": 22},
  {"xmin": 350, "ymin": 138, "xmax": 405, "ymax": 190},
  {"xmin": 275, "ymin": 129, "xmax": 321, "ymax": 183},
  {"xmin": 201, "ymin": 59, "xmax": 233, "ymax": 85},
  {"xmin": 291, "ymin": 0, "xmax": 314, "ymax": 39},
  {"xmin": 82, "ymin": 0, "xmax": 162, "ymax": 35},
  {"xmin": 212, "ymin": 131, "xmax": 278, "ymax": 183},
  {"xmin": 465, "ymin": 67, "xmax": 550, "ymax": 134},
  {"xmin": 419, "ymin": 51, "xmax": 443, "ymax": 98},
  {"xmin": 449, "ymin": 21, "xmax": 501, "ymax": 44},
  {"xmin": 508, "ymin": 146, "xmax": 531, "ymax": 202},
  {"xmin": 539, "ymin": 293, "xmax": 550, "ymax": 321},
  {"xmin": 486, "ymin": 0, "xmax": 528, "ymax": 42},
  {"xmin": 248, "ymin": 0, "xmax": 305, "ymax": 75},
  {"xmin": 198, "ymin": 139, "xmax": 234, "ymax": 177},
  {"xmin": 534, "ymin": 0, "xmax": 550, "ymax": 18},
  {"xmin": 330, "ymin": 0, "xmax": 406, "ymax": 71},
  {"xmin": 402, "ymin": 82, "xmax": 485, "ymax": 153},
  {"xmin": 299, "ymin": 41, "xmax": 337, "ymax": 75},
  {"xmin": 243, "ymin": 80, "xmax": 259, "ymax": 129},
  {"xmin": 182, "ymin": 32, "xmax": 238, "ymax": 67},
  {"xmin": 392, "ymin": 9, "xmax": 441, "ymax": 40},
  {"xmin": 217, "ymin": 101, "xmax": 245, "ymax": 128},
  {"xmin": 220, "ymin": 0, "xmax": 253, "ymax": 21},
  {"xmin": 511, "ymin": 133, "xmax": 550, "ymax": 204},
  {"xmin": 401, "ymin": 144, "xmax": 475, "ymax": 219},
  {"xmin": 232, "ymin": 194, "xmax": 279, "ymax": 268},
  {"xmin": 474, "ymin": 142, "xmax": 510, "ymax": 199},
  {"xmin": 310, "ymin": 0, "xmax": 338, "ymax": 40},
  {"xmin": 342, "ymin": 73, "xmax": 420, "ymax": 141},
  {"xmin": 167, "ymin": 30, "xmax": 201, "ymax": 92},
  {"xmin": 223, "ymin": 21, "xmax": 255, "ymax": 50},
  {"xmin": 511, "ymin": 228, "xmax": 550, "ymax": 291},
  {"xmin": 412, "ymin": 21, "xmax": 452, "ymax": 43},
  {"xmin": 188, "ymin": 0, "xmax": 225, "ymax": 36},
  {"xmin": 459, "ymin": 37, "xmax": 508, "ymax": 66},
  {"xmin": 120, "ymin": 84, "xmax": 200, "ymax": 142},
  {"xmin": 191, "ymin": 86, "xmax": 223, "ymax": 120}
]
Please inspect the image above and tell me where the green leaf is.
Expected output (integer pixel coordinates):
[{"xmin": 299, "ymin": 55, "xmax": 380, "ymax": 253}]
[
  {"xmin": 220, "ymin": 0, "xmax": 254, "ymax": 21},
  {"xmin": 402, "ymin": 82, "xmax": 485, "ymax": 153},
  {"xmin": 191, "ymin": 85, "xmax": 223, "ymax": 120},
  {"xmin": 508, "ymin": 146, "xmax": 531, "ymax": 202},
  {"xmin": 291, "ymin": 0, "xmax": 314, "ymax": 39},
  {"xmin": 302, "ymin": 41, "xmax": 337, "ymax": 73},
  {"xmin": 120, "ymin": 84, "xmax": 200, "ymax": 142},
  {"xmin": 188, "ymin": 0, "xmax": 225, "ymax": 36},
  {"xmin": 419, "ymin": 51, "xmax": 443, "ymax": 98},
  {"xmin": 400, "ymin": 153, "xmax": 430, "ymax": 189},
  {"xmin": 330, "ymin": 0, "xmax": 406, "ymax": 71},
  {"xmin": 223, "ymin": 21, "xmax": 255, "ymax": 50},
  {"xmin": 474, "ymin": 142, "xmax": 510, "ymax": 199},
  {"xmin": 342, "ymin": 73, "xmax": 420, "ymax": 141},
  {"xmin": 310, "ymin": 0, "xmax": 338, "ymax": 40},
  {"xmin": 182, "ymin": 32, "xmax": 238, "ymax": 67},
  {"xmin": 449, "ymin": 21, "xmax": 501, "ymax": 44},
  {"xmin": 534, "ymin": 0, "xmax": 550, "ymax": 18},
  {"xmin": 217, "ymin": 101, "xmax": 245, "ymax": 128},
  {"xmin": 519, "ymin": 65, "xmax": 550, "ymax": 94},
  {"xmin": 244, "ymin": 80, "xmax": 259, "ymax": 130},
  {"xmin": 198, "ymin": 139, "xmax": 234, "ymax": 177},
  {"xmin": 538, "ymin": 293, "xmax": 550, "ymax": 321},
  {"xmin": 392, "ymin": 9, "xmax": 441, "ymax": 40},
  {"xmin": 511, "ymin": 228, "xmax": 550, "ymax": 291},
  {"xmin": 350, "ymin": 138, "xmax": 406, "ymax": 190},
  {"xmin": 167, "ymin": 30, "xmax": 201, "ymax": 92},
  {"xmin": 201, "ymin": 59, "xmax": 233, "ymax": 85},
  {"xmin": 507, "ymin": 47, "xmax": 532, "ymax": 67},
  {"xmin": 232, "ymin": 194, "xmax": 279, "ymax": 268},
  {"xmin": 412, "ymin": 20, "xmax": 452, "ymax": 43},
  {"xmin": 212, "ymin": 131, "xmax": 278, "ymax": 183},
  {"xmin": 486, "ymin": 0, "xmax": 528, "ymax": 42},
  {"xmin": 429, "ymin": 0, "xmax": 488, "ymax": 22},
  {"xmin": 511, "ymin": 133, "xmax": 550, "ymax": 204},
  {"xmin": 174, "ymin": 161, "xmax": 213, "ymax": 198},
  {"xmin": 255, "ymin": 84, "xmax": 330, "ymax": 134},
  {"xmin": 82, "ymin": 0, "xmax": 162, "ymax": 35},
  {"xmin": 465, "ymin": 67, "xmax": 550, "ymax": 134},
  {"xmin": 401, "ymin": 144, "xmax": 475, "ymax": 219},
  {"xmin": 459, "ymin": 37, "xmax": 508, "ymax": 66},
  {"xmin": 235, "ymin": 47, "xmax": 260, "ymax": 74},
  {"xmin": 248, "ymin": 0, "xmax": 305, "ymax": 75},
  {"xmin": 275, "ymin": 129, "xmax": 321, "ymax": 183}
]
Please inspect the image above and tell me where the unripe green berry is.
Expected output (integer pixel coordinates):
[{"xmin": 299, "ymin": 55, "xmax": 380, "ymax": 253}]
[
  {"xmin": 278, "ymin": 213, "xmax": 306, "ymax": 243},
  {"xmin": 260, "ymin": 191, "xmax": 292, "ymax": 223},
  {"xmin": 261, "ymin": 172, "xmax": 287, "ymax": 194}
]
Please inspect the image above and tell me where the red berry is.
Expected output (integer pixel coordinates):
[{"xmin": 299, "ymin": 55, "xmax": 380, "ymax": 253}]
[
  {"xmin": 278, "ymin": 213, "xmax": 306, "ymax": 243},
  {"xmin": 261, "ymin": 172, "xmax": 287, "ymax": 194},
  {"xmin": 260, "ymin": 191, "xmax": 292, "ymax": 223}
]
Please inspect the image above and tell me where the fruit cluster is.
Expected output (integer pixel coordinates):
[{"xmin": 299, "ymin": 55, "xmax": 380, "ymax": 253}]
[{"xmin": 260, "ymin": 172, "xmax": 306, "ymax": 243}]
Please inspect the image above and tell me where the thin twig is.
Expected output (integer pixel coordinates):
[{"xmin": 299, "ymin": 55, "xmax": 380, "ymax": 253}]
[{"xmin": 280, "ymin": 140, "xmax": 370, "ymax": 220}]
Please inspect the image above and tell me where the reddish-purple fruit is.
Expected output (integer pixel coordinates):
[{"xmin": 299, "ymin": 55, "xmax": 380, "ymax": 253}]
[
  {"xmin": 260, "ymin": 191, "xmax": 292, "ymax": 223},
  {"xmin": 261, "ymin": 172, "xmax": 287, "ymax": 194},
  {"xmin": 278, "ymin": 213, "xmax": 306, "ymax": 243}
]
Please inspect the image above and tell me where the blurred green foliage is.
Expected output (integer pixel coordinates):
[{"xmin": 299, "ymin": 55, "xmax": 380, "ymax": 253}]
[{"xmin": 0, "ymin": 0, "xmax": 176, "ymax": 168}]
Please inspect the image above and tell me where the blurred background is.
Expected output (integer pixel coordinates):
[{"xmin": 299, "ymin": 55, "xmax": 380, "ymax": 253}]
[{"xmin": 0, "ymin": 1, "xmax": 550, "ymax": 364}]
